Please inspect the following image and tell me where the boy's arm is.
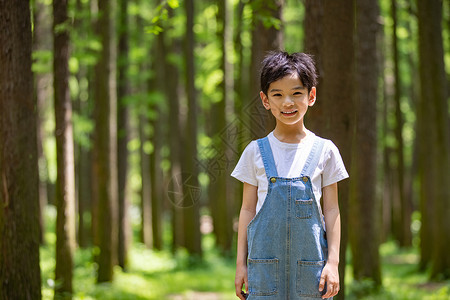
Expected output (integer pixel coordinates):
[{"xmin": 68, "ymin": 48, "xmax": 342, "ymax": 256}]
[
  {"xmin": 235, "ymin": 182, "xmax": 258, "ymax": 300},
  {"xmin": 319, "ymin": 182, "xmax": 341, "ymax": 299}
]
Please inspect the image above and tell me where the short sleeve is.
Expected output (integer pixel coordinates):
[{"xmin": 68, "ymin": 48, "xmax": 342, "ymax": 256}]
[
  {"xmin": 322, "ymin": 140, "xmax": 349, "ymax": 187},
  {"xmin": 231, "ymin": 141, "xmax": 258, "ymax": 186}
]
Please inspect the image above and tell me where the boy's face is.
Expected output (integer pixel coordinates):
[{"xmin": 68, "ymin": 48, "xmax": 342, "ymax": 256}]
[{"xmin": 260, "ymin": 72, "xmax": 316, "ymax": 128}]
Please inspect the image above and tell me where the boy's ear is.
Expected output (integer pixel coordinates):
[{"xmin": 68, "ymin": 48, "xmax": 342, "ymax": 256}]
[
  {"xmin": 308, "ymin": 87, "xmax": 317, "ymax": 107},
  {"xmin": 260, "ymin": 91, "xmax": 271, "ymax": 110}
]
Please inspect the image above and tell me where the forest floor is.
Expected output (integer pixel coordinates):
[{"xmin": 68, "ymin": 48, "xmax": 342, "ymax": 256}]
[{"xmin": 40, "ymin": 207, "xmax": 450, "ymax": 300}]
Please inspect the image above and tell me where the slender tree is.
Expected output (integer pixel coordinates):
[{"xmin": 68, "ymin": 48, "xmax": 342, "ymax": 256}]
[
  {"xmin": 248, "ymin": 0, "xmax": 284, "ymax": 139},
  {"xmin": 117, "ymin": 0, "xmax": 131, "ymax": 269},
  {"xmin": 53, "ymin": 0, "xmax": 76, "ymax": 297},
  {"xmin": 32, "ymin": 0, "xmax": 52, "ymax": 245},
  {"xmin": 349, "ymin": 0, "xmax": 382, "ymax": 285},
  {"xmin": 182, "ymin": 0, "xmax": 202, "ymax": 256},
  {"xmin": 390, "ymin": 0, "xmax": 412, "ymax": 247},
  {"xmin": 417, "ymin": 0, "xmax": 450, "ymax": 279},
  {"xmin": 93, "ymin": 0, "xmax": 118, "ymax": 282},
  {"xmin": 0, "ymin": 0, "xmax": 42, "ymax": 297},
  {"xmin": 320, "ymin": 1, "xmax": 355, "ymax": 298}
]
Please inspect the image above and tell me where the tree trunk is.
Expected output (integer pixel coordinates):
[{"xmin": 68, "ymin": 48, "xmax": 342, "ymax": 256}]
[
  {"xmin": 151, "ymin": 22, "xmax": 167, "ymax": 251},
  {"xmin": 53, "ymin": 0, "xmax": 76, "ymax": 297},
  {"xmin": 117, "ymin": 0, "xmax": 130, "ymax": 269},
  {"xmin": 139, "ymin": 112, "xmax": 153, "ymax": 248},
  {"xmin": 248, "ymin": 0, "xmax": 283, "ymax": 139},
  {"xmin": 209, "ymin": 0, "xmax": 235, "ymax": 254},
  {"xmin": 320, "ymin": 1, "xmax": 355, "ymax": 298},
  {"xmin": 183, "ymin": 0, "xmax": 202, "ymax": 257},
  {"xmin": 164, "ymin": 7, "xmax": 184, "ymax": 252},
  {"xmin": 93, "ymin": 0, "xmax": 118, "ymax": 283},
  {"xmin": 303, "ymin": 0, "xmax": 324, "ymax": 136},
  {"xmin": 349, "ymin": 0, "xmax": 382, "ymax": 285},
  {"xmin": 390, "ymin": 0, "xmax": 412, "ymax": 248},
  {"xmin": 417, "ymin": 0, "xmax": 450, "ymax": 279},
  {"xmin": 0, "ymin": 0, "xmax": 42, "ymax": 297},
  {"xmin": 32, "ymin": 0, "xmax": 52, "ymax": 246}
]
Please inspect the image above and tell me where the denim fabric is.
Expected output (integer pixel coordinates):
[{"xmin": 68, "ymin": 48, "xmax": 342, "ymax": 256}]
[{"xmin": 247, "ymin": 136, "xmax": 331, "ymax": 299}]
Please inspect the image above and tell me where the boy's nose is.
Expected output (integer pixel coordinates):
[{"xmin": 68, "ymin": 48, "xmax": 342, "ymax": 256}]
[{"xmin": 283, "ymin": 96, "xmax": 294, "ymax": 105}]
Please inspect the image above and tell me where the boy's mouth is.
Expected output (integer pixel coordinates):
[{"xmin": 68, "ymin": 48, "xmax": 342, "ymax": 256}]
[{"xmin": 281, "ymin": 109, "xmax": 298, "ymax": 116}]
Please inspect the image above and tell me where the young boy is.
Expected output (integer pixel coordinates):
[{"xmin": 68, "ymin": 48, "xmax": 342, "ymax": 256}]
[{"xmin": 232, "ymin": 52, "xmax": 348, "ymax": 299}]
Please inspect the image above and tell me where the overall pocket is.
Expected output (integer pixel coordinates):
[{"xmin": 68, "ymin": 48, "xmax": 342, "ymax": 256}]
[
  {"xmin": 295, "ymin": 199, "xmax": 313, "ymax": 219},
  {"xmin": 248, "ymin": 258, "xmax": 279, "ymax": 296},
  {"xmin": 296, "ymin": 260, "xmax": 325, "ymax": 298}
]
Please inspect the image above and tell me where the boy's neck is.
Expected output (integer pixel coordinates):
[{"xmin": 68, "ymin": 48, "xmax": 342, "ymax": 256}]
[{"xmin": 273, "ymin": 122, "xmax": 309, "ymax": 144}]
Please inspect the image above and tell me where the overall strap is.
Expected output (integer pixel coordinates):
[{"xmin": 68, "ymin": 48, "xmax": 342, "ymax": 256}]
[
  {"xmin": 257, "ymin": 137, "xmax": 278, "ymax": 178},
  {"xmin": 301, "ymin": 137, "xmax": 326, "ymax": 178}
]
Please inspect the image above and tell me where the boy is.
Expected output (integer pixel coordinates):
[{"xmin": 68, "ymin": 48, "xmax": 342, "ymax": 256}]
[{"xmin": 232, "ymin": 52, "xmax": 348, "ymax": 299}]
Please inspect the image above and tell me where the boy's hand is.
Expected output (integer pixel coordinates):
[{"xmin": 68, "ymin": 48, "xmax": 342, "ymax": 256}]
[
  {"xmin": 319, "ymin": 262, "xmax": 339, "ymax": 299},
  {"xmin": 235, "ymin": 264, "xmax": 249, "ymax": 299}
]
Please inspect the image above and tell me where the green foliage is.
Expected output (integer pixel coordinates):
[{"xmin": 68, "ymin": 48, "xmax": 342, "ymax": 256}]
[
  {"xmin": 32, "ymin": 50, "xmax": 52, "ymax": 74},
  {"xmin": 146, "ymin": 0, "xmax": 180, "ymax": 35}
]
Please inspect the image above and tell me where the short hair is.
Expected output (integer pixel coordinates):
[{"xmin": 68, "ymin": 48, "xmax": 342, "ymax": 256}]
[{"xmin": 260, "ymin": 51, "xmax": 318, "ymax": 96}]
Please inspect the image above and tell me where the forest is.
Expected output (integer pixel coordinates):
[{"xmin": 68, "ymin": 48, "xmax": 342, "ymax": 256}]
[{"xmin": 0, "ymin": 0, "xmax": 449, "ymax": 299}]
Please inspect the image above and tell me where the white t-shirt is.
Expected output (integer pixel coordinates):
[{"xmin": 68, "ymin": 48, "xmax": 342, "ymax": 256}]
[{"xmin": 231, "ymin": 131, "xmax": 349, "ymax": 214}]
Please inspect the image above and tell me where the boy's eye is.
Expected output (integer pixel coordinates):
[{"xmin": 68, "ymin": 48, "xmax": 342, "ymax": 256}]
[
  {"xmin": 293, "ymin": 92, "xmax": 302, "ymax": 96},
  {"xmin": 272, "ymin": 93, "xmax": 282, "ymax": 97}
]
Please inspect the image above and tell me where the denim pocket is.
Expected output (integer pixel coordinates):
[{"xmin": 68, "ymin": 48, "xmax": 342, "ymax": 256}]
[
  {"xmin": 248, "ymin": 258, "xmax": 279, "ymax": 296},
  {"xmin": 296, "ymin": 260, "xmax": 325, "ymax": 298},
  {"xmin": 295, "ymin": 199, "xmax": 313, "ymax": 219}
]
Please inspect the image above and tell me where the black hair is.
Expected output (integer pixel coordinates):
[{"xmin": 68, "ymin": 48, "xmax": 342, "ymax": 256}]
[{"xmin": 260, "ymin": 51, "xmax": 318, "ymax": 96}]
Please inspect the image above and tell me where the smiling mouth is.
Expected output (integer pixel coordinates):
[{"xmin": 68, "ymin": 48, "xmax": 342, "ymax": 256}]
[{"xmin": 281, "ymin": 110, "xmax": 298, "ymax": 115}]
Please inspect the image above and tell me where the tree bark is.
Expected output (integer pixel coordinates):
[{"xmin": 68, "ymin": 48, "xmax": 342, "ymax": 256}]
[
  {"xmin": 320, "ymin": 1, "xmax": 355, "ymax": 298},
  {"xmin": 93, "ymin": 0, "xmax": 118, "ymax": 283},
  {"xmin": 182, "ymin": 0, "xmax": 202, "ymax": 257},
  {"xmin": 417, "ymin": 0, "xmax": 450, "ymax": 279},
  {"xmin": 32, "ymin": 0, "xmax": 52, "ymax": 246},
  {"xmin": 248, "ymin": 0, "xmax": 283, "ymax": 139},
  {"xmin": 0, "ymin": 0, "xmax": 42, "ymax": 297},
  {"xmin": 117, "ymin": 0, "xmax": 130, "ymax": 269},
  {"xmin": 53, "ymin": 0, "xmax": 76, "ymax": 297},
  {"xmin": 390, "ymin": 0, "xmax": 412, "ymax": 248},
  {"xmin": 349, "ymin": 0, "xmax": 382, "ymax": 285},
  {"xmin": 303, "ymin": 0, "xmax": 324, "ymax": 136}
]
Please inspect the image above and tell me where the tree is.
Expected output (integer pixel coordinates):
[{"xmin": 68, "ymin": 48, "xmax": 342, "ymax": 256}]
[
  {"xmin": 93, "ymin": 0, "xmax": 118, "ymax": 282},
  {"xmin": 117, "ymin": 0, "xmax": 131, "ymax": 269},
  {"xmin": 0, "ymin": 0, "xmax": 42, "ymax": 297},
  {"xmin": 390, "ymin": 0, "xmax": 412, "ymax": 248},
  {"xmin": 249, "ymin": 0, "xmax": 283, "ymax": 139},
  {"xmin": 416, "ymin": 0, "xmax": 450, "ymax": 279},
  {"xmin": 53, "ymin": 0, "xmax": 76, "ymax": 297},
  {"xmin": 319, "ymin": 1, "xmax": 355, "ymax": 298},
  {"xmin": 349, "ymin": 0, "xmax": 382, "ymax": 285},
  {"xmin": 182, "ymin": 0, "xmax": 202, "ymax": 257}
]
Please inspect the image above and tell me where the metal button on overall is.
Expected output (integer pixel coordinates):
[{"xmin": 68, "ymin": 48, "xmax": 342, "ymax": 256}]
[
  {"xmin": 302, "ymin": 176, "xmax": 308, "ymax": 182},
  {"xmin": 270, "ymin": 177, "xmax": 276, "ymax": 183}
]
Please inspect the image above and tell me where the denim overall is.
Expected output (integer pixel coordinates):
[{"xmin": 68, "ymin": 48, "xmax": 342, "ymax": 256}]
[{"xmin": 247, "ymin": 136, "xmax": 330, "ymax": 299}]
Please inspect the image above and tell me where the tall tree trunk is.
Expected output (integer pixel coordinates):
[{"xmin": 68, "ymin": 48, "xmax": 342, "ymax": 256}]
[
  {"xmin": 390, "ymin": 0, "xmax": 412, "ymax": 248},
  {"xmin": 164, "ymin": 7, "xmax": 184, "ymax": 252},
  {"xmin": 349, "ymin": 0, "xmax": 382, "ymax": 285},
  {"xmin": 417, "ymin": 0, "xmax": 450, "ymax": 279},
  {"xmin": 320, "ymin": 1, "xmax": 355, "ymax": 298},
  {"xmin": 53, "ymin": 0, "xmax": 76, "ymax": 297},
  {"xmin": 93, "ymin": 0, "xmax": 118, "ymax": 283},
  {"xmin": 139, "ymin": 112, "xmax": 152, "ymax": 248},
  {"xmin": 209, "ymin": 0, "xmax": 234, "ymax": 253},
  {"xmin": 151, "ymin": 21, "xmax": 166, "ymax": 251},
  {"xmin": 183, "ymin": 0, "xmax": 202, "ymax": 257},
  {"xmin": 248, "ymin": 0, "xmax": 283, "ymax": 139},
  {"xmin": 32, "ymin": 0, "xmax": 52, "ymax": 245},
  {"xmin": 303, "ymin": 0, "xmax": 324, "ymax": 136},
  {"xmin": 117, "ymin": 0, "xmax": 130, "ymax": 269},
  {"xmin": 0, "ymin": 0, "xmax": 42, "ymax": 297}
]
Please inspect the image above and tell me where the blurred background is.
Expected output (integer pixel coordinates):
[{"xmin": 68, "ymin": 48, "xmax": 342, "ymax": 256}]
[{"xmin": 0, "ymin": 0, "xmax": 449, "ymax": 299}]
